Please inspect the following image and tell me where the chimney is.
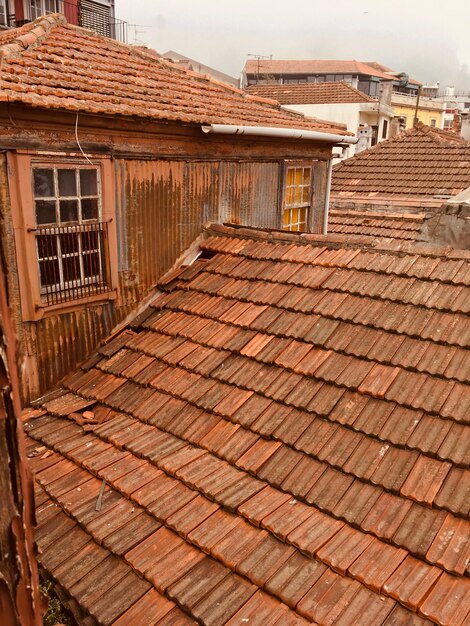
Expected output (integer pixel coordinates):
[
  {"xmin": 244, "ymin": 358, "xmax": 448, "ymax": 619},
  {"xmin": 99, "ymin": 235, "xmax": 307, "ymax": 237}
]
[
  {"xmin": 452, "ymin": 113, "xmax": 462, "ymax": 134},
  {"xmin": 355, "ymin": 125, "xmax": 373, "ymax": 153}
]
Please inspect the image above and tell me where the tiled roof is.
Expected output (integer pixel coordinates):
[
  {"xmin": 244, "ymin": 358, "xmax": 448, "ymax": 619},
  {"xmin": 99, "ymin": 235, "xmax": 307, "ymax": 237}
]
[
  {"xmin": 331, "ymin": 125, "xmax": 470, "ymax": 200},
  {"xmin": 25, "ymin": 223, "xmax": 470, "ymax": 625},
  {"xmin": 243, "ymin": 60, "xmax": 396, "ymax": 81},
  {"xmin": 0, "ymin": 16, "xmax": 347, "ymax": 135},
  {"xmin": 245, "ymin": 82, "xmax": 374, "ymax": 105},
  {"xmin": 329, "ymin": 209, "xmax": 426, "ymax": 241}
]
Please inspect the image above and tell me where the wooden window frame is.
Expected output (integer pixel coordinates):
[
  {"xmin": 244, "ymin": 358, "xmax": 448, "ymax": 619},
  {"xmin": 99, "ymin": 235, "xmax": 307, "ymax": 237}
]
[
  {"xmin": 8, "ymin": 151, "xmax": 118, "ymax": 322},
  {"xmin": 281, "ymin": 161, "xmax": 314, "ymax": 232}
]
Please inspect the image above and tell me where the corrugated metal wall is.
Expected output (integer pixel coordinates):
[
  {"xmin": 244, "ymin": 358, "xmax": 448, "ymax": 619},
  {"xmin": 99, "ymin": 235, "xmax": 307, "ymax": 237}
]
[
  {"xmin": 219, "ymin": 162, "xmax": 280, "ymax": 229},
  {"xmin": 115, "ymin": 159, "xmax": 280, "ymax": 306},
  {"xmin": 25, "ymin": 302, "xmax": 120, "ymax": 397},
  {"xmin": 20, "ymin": 158, "xmax": 282, "ymax": 399}
]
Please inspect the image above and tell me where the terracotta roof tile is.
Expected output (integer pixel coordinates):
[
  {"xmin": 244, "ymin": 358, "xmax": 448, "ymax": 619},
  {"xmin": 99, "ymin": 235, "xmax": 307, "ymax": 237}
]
[
  {"xmin": 25, "ymin": 224, "xmax": 470, "ymax": 624},
  {"xmin": 245, "ymin": 81, "xmax": 375, "ymax": 104},
  {"xmin": 0, "ymin": 16, "xmax": 347, "ymax": 135},
  {"xmin": 331, "ymin": 125, "xmax": 470, "ymax": 201}
]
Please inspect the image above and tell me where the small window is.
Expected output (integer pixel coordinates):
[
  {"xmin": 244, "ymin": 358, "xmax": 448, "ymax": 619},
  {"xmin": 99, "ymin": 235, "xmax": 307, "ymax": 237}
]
[
  {"xmin": 25, "ymin": 0, "xmax": 62, "ymax": 20},
  {"xmin": 430, "ymin": 118, "xmax": 436, "ymax": 127},
  {"xmin": 282, "ymin": 165, "xmax": 312, "ymax": 232},
  {"xmin": 0, "ymin": 0, "xmax": 8, "ymax": 26},
  {"xmin": 32, "ymin": 166, "xmax": 111, "ymax": 306},
  {"xmin": 382, "ymin": 119, "xmax": 389, "ymax": 139}
]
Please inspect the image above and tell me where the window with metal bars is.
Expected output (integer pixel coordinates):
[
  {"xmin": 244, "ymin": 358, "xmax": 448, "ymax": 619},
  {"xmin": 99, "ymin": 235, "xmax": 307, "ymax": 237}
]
[
  {"xmin": 282, "ymin": 165, "xmax": 312, "ymax": 232},
  {"xmin": 32, "ymin": 166, "xmax": 111, "ymax": 305}
]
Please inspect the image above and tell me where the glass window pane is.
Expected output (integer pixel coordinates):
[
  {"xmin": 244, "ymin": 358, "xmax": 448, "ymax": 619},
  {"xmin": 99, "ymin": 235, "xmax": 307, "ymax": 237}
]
[
  {"xmin": 33, "ymin": 169, "xmax": 54, "ymax": 198},
  {"xmin": 286, "ymin": 168, "xmax": 294, "ymax": 185},
  {"xmin": 36, "ymin": 200, "xmax": 56, "ymax": 225},
  {"xmin": 285, "ymin": 187, "xmax": 293, "ymax": 205},
  {"xmin": 36, "ymin": 234, "xmax": 57, "ymax": 259},
  {"xmin": 302, "ymin": 186, "xmax": 310, "ymax": 203},
  {"xmin": 295, "ymin": 168, "xmax": 303, "ymax": 185},
  {"xmin": 59, "ymin": 232, "xmax": 80, "ymax": 255},
  {"xmin": 82, "ymin": 198, "xmax": 99, "ymax": 221},
  {"xmin": 58, "ymin": 169, "xmax": 77, "ymax": 196},
  {"xmin": 303, "ymin": 168, "xmax": 311, "ymax": 185},
  {"xmin": 60, "ymin": 199, "xmax": 79, "ymax": 223},
  {"xmin": 80, "ymin": 169, "xmax": 98, "ymax": 196},
  {"xmin": 39, "ymin": 259, "xmax": 60, "ymax": 287},
  {"xmin": 294, "ymin": 187, "xmax": 302, "ymax": 204},
  {"xmin": 283, "ymin": 209, "xmax": 290, "ymax": 226},
  {"xmin": 62, "ymin": 256, "xmax": 81, "ymax": 283}
]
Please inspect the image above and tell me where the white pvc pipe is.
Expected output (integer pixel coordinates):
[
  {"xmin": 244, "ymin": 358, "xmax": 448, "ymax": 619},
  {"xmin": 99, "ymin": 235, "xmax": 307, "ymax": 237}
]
[
  {"xmin": 202, "ymin": 124, "xmax": 358, "ymax": 145},
  {"xmin": 323, "ymin": 158, "xmax": 334, "ymax": 235}
]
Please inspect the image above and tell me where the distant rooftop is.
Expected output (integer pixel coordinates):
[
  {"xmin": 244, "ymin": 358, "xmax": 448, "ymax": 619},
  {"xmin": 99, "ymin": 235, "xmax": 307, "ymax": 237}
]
[
  {"xmin": 162, "ymin": 50, "xmax": 239, "ymax": 87},
  {"xmin": 245, "ymin": 81, "xmax": 375, "ymax": 105},
  {"xmin": 331, "ymin": 124, "xmax": 470, "ymax": 205},
  {"xmin": 243, "ymin": 59, "xmax": 421, "ymax": 86}
]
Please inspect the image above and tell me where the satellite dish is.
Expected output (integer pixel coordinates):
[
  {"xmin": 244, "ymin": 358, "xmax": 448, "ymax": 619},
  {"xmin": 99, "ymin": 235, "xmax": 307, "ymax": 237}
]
[{"xmin": 397, "ymin": 72, "xmax": 409, "ymax": 87}]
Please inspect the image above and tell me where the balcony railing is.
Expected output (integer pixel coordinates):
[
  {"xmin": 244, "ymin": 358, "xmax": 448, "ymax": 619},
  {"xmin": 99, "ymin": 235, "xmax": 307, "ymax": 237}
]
[{"xmin": 9, "ymin": 0, "xmax": 128, "ymax": 42}]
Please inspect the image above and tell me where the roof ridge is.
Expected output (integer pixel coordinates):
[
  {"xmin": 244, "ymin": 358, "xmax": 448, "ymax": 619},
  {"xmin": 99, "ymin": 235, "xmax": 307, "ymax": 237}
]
[
  {"xmin": 0, "ymin": 13, "xmax": 66, "ymax": 59},
  {"xmin": 154, "ymin": 55, "xmax": 291, "ymax": 114},
  {"xmin": 205, "ymin": 222, "xmax": 470, "ymax": 259}
]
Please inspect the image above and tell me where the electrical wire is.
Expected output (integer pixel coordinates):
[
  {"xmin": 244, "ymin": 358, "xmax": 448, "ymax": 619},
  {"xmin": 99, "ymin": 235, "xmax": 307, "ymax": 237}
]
[{"xmin": 75, "ymin": 110, "xmax": 94, "ymax": 166}]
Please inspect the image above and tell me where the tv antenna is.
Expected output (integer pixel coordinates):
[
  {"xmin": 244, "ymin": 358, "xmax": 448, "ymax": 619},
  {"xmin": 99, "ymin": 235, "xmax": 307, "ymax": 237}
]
[
  {"xmin": 247, "ymin": 53, "xmax": 273, "ymax": 83},
  {"xmin": 129, "ymin": 24, "xmax": 152, "ymax": 45}
]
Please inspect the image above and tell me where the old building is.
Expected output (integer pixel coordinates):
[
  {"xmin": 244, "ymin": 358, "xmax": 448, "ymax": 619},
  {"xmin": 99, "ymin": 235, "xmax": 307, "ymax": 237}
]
[
  {"xmin": 0, "ymin": 14, "xmax": 354, "ymax": 401},
  {"xmin": 245, "ymin": 81, "xmax": 395, "ymax": 158},
  {"xmin": 331, "ymin": 124, "xmax": 470, "ymax": 213},
  {"xmin": 241, "ymin": 59, "xmax": 448, "ymax": 133},
  {"xmin": 0, "ymin": 0, "xmax": 126, "ymax": 41},
  {"xmin": 241, "ymin": 58, "xmax": 422, "ymax": 97},
  {"xmin": 25, "ymin": 221, "xmax": 470, "ymax": 625},
  {"xmin": 390, "ymin": 91, "xmax": 444, "ymax": 130}
]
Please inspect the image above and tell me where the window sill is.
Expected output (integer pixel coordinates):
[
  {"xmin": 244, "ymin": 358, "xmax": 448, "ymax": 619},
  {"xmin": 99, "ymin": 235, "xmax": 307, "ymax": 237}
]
[{"xmin": 32, "ymin": 289, "xmax": 117, "ymax": 320}]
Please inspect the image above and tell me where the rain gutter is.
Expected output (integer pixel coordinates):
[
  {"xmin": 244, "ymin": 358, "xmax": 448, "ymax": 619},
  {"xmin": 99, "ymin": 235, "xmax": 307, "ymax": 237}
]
[{"xmin": 202, "ymin": 124, "xmax": 358, "ymax": 145}]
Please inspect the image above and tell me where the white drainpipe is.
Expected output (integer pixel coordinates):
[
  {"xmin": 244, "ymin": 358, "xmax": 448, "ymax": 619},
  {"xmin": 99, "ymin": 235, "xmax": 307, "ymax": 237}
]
[{"xmin": 202, "ymin": 124, "xmax": 358, "ymax": 145}]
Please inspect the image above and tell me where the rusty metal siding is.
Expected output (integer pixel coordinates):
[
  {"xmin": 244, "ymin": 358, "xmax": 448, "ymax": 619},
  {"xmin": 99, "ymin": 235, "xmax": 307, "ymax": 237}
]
[
  {"xmin": 12, "ymin": 157, "xmax": 285, "ymax": 400},
  {"xmin": 26, "ymin": 302, "xmax": 119, "ymax": 396},
  {"xmin": 310, "ymin": 160, "xmax": 328, "ymax": 233},
  {"xmin": 115, "ymin": 159, "xmax": 280, "ymax": 306},
  {"xmin": 219, "ymin": 162, "xmax": 280, "ymax": 228}
]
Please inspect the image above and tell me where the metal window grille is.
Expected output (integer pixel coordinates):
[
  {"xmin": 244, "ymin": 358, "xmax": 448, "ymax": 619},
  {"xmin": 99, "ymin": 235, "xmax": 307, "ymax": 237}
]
[
  {"xmin": 35, "ymin": 222, "xmax": 111, "ymax": 306},
  {"xmin": 32, "ymin": 165, "xmax": 111, "ymax": 306}
]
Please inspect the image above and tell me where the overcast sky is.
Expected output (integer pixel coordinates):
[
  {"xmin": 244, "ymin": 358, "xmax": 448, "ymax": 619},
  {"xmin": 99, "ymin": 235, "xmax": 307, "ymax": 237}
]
[{"xmin": 117, "ymin": 0, "xmax": 470, "ymax": 90}]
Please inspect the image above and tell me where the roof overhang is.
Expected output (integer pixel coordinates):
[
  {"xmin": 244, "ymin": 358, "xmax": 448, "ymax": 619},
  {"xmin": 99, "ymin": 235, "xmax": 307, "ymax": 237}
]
[{"xmin": 201, "ymin": 124, "xmax": 358, "ymax": 146}]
